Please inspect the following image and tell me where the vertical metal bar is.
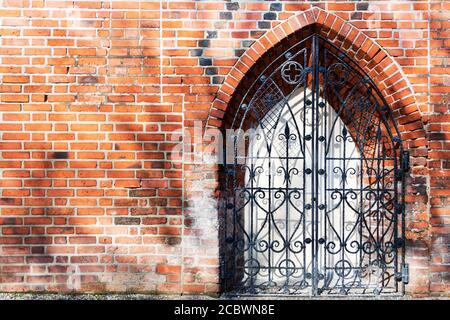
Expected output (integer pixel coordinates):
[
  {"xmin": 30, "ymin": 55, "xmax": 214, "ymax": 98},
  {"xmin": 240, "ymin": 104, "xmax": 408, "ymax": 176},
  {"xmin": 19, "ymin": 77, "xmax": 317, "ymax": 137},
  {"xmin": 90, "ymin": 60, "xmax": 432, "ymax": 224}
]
[
  {"xmin": 341, "ymin": 116, "xmax": 347, "ymax": 293},
  {"xmin": 312, "ymin": 34, "xmax": 320, "ymax": 295},
  {"xmin": 375, "ymin": 121, "xmax": 382, "ymax": 293},
  {"xmin": 397, "ymin": 150, "xmax": 407, "ymax": 293},
  {"xmin": 310, "ymin": 35, "xmax": 316, "ymax": 295},
  {"xmin": 250, "ymin": 151, "xmax": 255, "ymax": 291},
  {"xmin": 323, "ymin": 47, "xmax": 328, "ymax": 295},
  {"xmin": 232, "ymin": 136, "xmax": 238, "ymax": 291},
  {"xmin": 359, "ymin": 122, "xmax": 364, "ymax": 290},
  {"xmin": 285, "ymin": 125, "xmax": 290, "ymax": 292},
  {"xmin": 381, "ymin": 145, "xmax": 386, "ymax": 291},
  {"xmin": 268, "ymin": 141, "xmax": 273, "ymax": 287},
  {"xmin": 401, "ymin": 152, "xmax": 407, "ymax": 294},
  {"xmin": 302, "ymin": 48, "xmax": 308, "ymax": 294}
]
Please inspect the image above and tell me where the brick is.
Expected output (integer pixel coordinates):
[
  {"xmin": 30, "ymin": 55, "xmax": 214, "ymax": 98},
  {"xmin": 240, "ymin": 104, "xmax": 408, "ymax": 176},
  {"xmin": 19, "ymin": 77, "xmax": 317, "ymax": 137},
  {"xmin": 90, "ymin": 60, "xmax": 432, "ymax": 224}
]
[
  {"xmin": 0, "ymin": 2, "xmax": 444, "ymax": 298},
  {"xmin": 114, "ymin": 217, "xmax": 141, "ymax": 225},
  {"xmin": 156, "ymin": 264, "xmax": 181, "ymax": 275}
]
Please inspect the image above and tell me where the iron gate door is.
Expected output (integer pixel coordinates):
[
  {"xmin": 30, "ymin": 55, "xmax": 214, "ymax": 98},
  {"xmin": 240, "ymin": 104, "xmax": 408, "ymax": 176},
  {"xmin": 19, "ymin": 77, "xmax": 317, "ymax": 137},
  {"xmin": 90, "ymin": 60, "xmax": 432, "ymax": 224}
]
[{"xmin": 220, "ymin": 35, "xmax": 408, "ymax": 296}]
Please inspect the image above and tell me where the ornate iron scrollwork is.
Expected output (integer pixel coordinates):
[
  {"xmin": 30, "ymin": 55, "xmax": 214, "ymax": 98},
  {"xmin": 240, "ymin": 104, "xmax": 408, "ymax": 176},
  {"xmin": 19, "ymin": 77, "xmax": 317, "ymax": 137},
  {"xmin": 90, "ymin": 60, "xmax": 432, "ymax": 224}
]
[{"xmin": 221, "ymin": 35, "xmax": 406, "ymax": 296}]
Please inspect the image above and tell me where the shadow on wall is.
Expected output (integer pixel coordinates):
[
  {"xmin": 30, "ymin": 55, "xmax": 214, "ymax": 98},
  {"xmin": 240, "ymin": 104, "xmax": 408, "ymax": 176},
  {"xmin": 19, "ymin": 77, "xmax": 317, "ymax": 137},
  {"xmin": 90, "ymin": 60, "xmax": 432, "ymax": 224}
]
[{"xmin": 0, "ymin": 118, "xmax": 184, "ymax": 292}]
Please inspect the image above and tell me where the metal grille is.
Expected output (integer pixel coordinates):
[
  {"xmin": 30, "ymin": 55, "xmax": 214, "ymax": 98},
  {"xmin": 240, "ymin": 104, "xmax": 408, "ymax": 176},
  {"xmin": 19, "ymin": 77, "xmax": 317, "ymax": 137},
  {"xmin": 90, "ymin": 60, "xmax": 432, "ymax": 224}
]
[{"xmin": 220, "ymin": 35, "xmax": 408, "ymax": 296}]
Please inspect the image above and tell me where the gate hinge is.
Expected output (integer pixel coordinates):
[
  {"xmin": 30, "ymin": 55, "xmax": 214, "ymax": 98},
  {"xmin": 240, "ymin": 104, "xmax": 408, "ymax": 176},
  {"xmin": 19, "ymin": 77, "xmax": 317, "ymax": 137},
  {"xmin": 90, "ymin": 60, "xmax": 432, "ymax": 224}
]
[
  {"xmin": 396, "ymin": 263, "xmax": 409, "ymax": 284},
  {"xmin": 401, "ymin": 150, "xmax": 410, "ymax": 173},
  {"xmin": 396, "ymin": 151, "xmax": 410, "ymax": 181}
]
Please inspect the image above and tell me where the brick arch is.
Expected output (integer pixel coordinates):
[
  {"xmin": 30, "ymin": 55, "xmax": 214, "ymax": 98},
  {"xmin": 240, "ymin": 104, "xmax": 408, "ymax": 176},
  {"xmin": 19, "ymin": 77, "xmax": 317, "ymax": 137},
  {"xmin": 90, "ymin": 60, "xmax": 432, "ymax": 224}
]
[
  {"xmin": 207, "ymin": 7, "xmax": 426, "ymax": 148},
  {"xmin": 205, "ymin": 7, "xmax": 430, "ymax": 296}
]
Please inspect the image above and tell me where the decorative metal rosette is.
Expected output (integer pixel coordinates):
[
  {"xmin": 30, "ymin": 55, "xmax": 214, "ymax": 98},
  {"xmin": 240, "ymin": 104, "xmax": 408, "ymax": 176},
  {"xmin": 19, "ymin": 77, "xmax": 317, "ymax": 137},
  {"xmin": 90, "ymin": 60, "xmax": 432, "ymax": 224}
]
[{"xmin": 281, "ymin": 61, "xmax": 305, "ymax": 85}]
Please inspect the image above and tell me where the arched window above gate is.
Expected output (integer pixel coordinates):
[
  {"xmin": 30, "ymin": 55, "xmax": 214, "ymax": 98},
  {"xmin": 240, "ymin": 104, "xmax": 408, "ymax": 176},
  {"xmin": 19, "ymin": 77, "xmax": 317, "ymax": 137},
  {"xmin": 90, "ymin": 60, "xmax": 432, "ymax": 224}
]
[{"xmin": 219, "ymin": 34, "xmax": 409, "ymax": 296}]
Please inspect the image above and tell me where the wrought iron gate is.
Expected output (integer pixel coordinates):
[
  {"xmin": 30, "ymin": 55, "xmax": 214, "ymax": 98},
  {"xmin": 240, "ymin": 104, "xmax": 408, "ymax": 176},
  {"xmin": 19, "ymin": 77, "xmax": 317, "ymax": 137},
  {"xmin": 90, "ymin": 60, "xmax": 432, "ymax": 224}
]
[{"xmin": 220, "ymin": 35, "xmax": 409, "ymax": 296}]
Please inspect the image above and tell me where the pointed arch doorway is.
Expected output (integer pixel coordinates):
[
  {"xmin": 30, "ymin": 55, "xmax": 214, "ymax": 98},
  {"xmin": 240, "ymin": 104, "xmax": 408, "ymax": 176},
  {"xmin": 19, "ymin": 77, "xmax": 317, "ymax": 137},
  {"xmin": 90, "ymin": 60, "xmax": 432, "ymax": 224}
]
[{"xmin": 220, "ymin": 35, "xmax": 409, "ymax": 296}]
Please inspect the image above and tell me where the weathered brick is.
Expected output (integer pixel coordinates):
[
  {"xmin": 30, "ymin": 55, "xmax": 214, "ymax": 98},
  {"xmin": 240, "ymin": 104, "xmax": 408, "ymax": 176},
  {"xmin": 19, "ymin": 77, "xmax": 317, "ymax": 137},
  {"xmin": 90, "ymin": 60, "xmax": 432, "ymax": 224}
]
[{"xmin": 0, "ymin": 0, "xmax": 445, "ymax": 299}]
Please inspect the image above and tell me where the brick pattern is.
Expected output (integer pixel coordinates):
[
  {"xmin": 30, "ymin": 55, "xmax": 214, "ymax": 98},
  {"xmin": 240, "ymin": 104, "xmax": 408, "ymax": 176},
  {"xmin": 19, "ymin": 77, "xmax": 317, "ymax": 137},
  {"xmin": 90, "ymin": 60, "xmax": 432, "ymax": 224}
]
[
  {"xmin": 0, "ymin": 0, "xmax": 448, "ymax": 296},
  {"xmin": 428, "ymin": 0, "xmax": 450, "ymax": 296}
]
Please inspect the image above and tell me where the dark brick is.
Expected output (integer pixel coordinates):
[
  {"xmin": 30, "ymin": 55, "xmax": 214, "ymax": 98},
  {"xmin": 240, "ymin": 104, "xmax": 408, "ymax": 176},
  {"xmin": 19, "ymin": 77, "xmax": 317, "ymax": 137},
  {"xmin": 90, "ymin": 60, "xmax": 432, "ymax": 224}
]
[
  {"xmin": 52, "ymin": 151, "xmax": 68, "ymax": 159},
  {"xmin": 226, "ymin": 2, "xmax": 239, "ymax": 11},
  {"xmin": 129, "ymin": 189, "xmax": 157, "ymax": 197},
  {"xmin": 163, "ymin": 208, "xmax": 180, "ymax": 215},
  {"xmin": 270, "ymin": 3, "xmax": 282, "ymax": 11},
  {"xmin": 166, "ymin": 237, "xmax": 181, "ymax": 246},
  {"xmin": 31, "ymin": 247, "xmax": 45, "ymax": 254},
  {"xmin": 430, "ymin": 132, "xmax": 446, "ymax": 140},
  {"xmin": 198, "ymin": 39, "xmax": 210, "ymax": 48},
  {"xmin": 150, "ymin": 162, "xmax": 165, "ymax": 169},
  {"xmin": 250, "ymin": 31, "xmax": 265, "ymax": 38},
  {"xmin": 1, "ymin": 198, "xmax": 14, "ymax": 204},
  {"xmin": 206, "ymin": 67, "xmax": 218, "ymax": 75},
  {"xmin": 114, "ymin": 217, "xmax": 141, "ymax": 225},
  {"xmin": 242, "ymin": 40, "xmax": 254, "ymax": 48},
  {"xmin": 235, "ymin": 49, "xmax": 245, "ymax": 57},
  {"xmin": 351, "ymin": 12, "xmax": 362, "ymax": 20},
  {"xmin": 0, "ymin": 217, "xmax": 19, "ymax": 224},
  {"xmin": 220, "ymin": 12, "xmax": 233, "ymax": 20},
  {"xmin": 199, "ymin": 58, "xmax": 212, "ymax": 66},
  {"xmin": 189, "ymin": 49, "xmax": 203, "ymax": 57},
  {"xmin": 206, "ymin": 30, "xmax": 217, "ymax": 39},
  {"xmin": 263, "ymin": 12, "xmax": 277, "ymax": 20},
  {"xmin": 258, "ymin": 21, "xmax": 271, "ymax": 29},
  {"xmin": 357, "ymin": 2, "xmax": 369, "ymax": 11},
  {"xmin": 212, "ymin": 76, "xmax": 224, "ymax": 84}
]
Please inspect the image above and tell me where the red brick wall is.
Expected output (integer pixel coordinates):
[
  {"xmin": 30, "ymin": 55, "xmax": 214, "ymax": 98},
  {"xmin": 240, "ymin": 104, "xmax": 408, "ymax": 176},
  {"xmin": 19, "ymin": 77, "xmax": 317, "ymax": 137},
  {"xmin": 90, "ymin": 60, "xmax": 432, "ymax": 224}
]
[{"xmin": 0, "ymin": 0, "xmax": 448, "ymax": 297}]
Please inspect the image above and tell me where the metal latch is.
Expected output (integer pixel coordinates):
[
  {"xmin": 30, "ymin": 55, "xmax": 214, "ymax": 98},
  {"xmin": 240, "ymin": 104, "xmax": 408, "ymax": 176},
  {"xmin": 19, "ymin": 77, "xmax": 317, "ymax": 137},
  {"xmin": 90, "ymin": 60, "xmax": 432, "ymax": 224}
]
[
  {"xmin": 401, "ymin": 150, "xmax": 410, "ymax": 172},
  {"xmin": 396, "ymin": 264, "xmax": 409, "ymax": 284},
  {"xmin": 402, "ymin": 264, "xmax": 409, "ymax": 284},
  {"xmin": 396, "ymin": 150, "xmax": 410, "ymax": 181}
]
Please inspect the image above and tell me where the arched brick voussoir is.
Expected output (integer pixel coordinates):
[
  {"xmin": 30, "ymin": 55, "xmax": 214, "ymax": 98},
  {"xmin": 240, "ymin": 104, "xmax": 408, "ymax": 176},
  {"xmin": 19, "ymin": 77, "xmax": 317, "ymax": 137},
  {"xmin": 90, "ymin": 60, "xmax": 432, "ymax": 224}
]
[{"xmin": 206, "ymin": 7, "xmax": 426, "ymax": 143}]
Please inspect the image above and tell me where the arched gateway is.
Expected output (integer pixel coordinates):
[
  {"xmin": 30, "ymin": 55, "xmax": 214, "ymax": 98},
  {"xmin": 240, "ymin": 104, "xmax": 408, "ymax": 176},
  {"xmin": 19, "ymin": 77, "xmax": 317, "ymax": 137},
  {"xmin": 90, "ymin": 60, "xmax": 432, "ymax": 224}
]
[{"xmin": 219, "ymin": 34, "xmax": 410, "ymax": 296}]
